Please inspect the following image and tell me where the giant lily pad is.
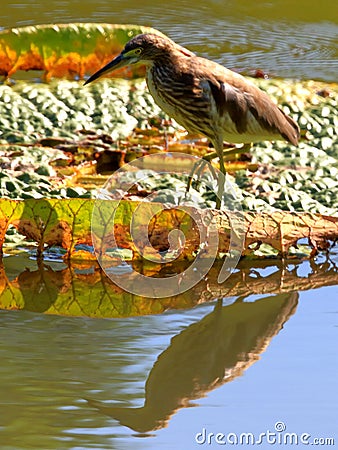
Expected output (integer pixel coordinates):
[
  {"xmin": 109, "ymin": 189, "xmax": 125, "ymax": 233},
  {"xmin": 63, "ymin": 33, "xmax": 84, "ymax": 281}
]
[{"xmin": 0, "ymin": 23, "xmax": 165, "ymax": 80}]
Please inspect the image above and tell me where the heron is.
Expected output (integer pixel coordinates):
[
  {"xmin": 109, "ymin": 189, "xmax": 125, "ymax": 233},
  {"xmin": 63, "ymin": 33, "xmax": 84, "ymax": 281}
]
[{"xmin": 84, "ymin": 33, "xmax": 300, "ymax": 208}]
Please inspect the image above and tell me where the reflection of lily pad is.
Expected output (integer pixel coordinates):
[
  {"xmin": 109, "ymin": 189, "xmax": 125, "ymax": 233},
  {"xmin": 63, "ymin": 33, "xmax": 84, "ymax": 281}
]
[{"xmin": 2, "ymin": 253, "xmax": 338, "ymax": 318}]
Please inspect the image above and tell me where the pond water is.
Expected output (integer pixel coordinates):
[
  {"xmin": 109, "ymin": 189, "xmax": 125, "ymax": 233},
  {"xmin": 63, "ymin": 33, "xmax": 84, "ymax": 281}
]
[
  {"xmin": 1, "ymin": 0, "xmax": 338, "ymax": 82},
  {"xmin": 1, "ymin": 252, "xmax": 338, "ymax": 449},
  {"xmin": 0, "ymin": 1, "xmax": 338, "ymax": 449}
]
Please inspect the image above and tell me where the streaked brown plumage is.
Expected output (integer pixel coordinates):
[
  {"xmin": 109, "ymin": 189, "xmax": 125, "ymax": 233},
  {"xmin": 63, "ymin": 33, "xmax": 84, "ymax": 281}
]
[{"xmin": 85, "ymin": 33, "xmax": 300, "ymax": 208}]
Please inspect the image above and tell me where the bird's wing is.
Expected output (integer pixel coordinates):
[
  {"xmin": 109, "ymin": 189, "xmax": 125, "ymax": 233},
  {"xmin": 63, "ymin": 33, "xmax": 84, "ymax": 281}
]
[{"xmin": 197, "ymin": 61, "xmax": 299, "ymax": 145}]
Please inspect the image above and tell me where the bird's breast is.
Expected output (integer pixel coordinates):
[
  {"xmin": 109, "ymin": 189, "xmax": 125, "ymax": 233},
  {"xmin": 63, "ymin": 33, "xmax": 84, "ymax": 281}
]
[
  {"xmin": 146, "ymin": 69, "xmax": 178, "ymax": 119},
  {"xmin": 146, "ymin": 66, "xmax": 214, "ymax": 137}
]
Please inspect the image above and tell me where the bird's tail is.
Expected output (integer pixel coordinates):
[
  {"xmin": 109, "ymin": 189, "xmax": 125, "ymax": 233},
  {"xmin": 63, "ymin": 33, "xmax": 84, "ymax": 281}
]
[{"xmin": 279, "ymin": 108, "xmax": 300, "ymax": 146}]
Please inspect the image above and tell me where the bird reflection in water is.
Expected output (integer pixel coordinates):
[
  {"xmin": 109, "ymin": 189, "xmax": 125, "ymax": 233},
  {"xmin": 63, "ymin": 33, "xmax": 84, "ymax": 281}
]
[{"xmin": 86, "ymin": 292, "xmax": 298, "ymax": 434}]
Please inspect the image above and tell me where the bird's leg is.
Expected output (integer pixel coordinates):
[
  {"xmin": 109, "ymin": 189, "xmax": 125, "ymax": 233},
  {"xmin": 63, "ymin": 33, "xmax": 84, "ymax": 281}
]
[
  {"xmin": 186, "ymin": 145, "xmax": 241, "ymax": 194},
  {"xmin": 186, "ymin": 159, "xmax": 206, "ymax": 193},
  {"xmin": 186, "ymin": 143, "xmax": 252, "ymax": 208},
  {"xmin": 188, "ymin": 142, "xmax": 251, "ymax": 189},
  {"xmin": 203, "ymin": 143, "xmax": 252, "ymax": 163},
  {"xmin": 207, "ymin": 143, "xmax": 252, "ymax": 209},
  {"xmin": 186, "ymin": 158, "xmax": 217, "ymax": 193},
  {"xmin": 216, "ymin": 146, "xmax": 225, "ymax": 210}
]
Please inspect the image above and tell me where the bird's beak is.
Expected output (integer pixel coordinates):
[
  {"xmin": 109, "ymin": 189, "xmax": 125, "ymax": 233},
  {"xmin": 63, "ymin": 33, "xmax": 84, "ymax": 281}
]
[{"xmin": 84, "ymin": 53, "xmax": 131, "ymax": 85}]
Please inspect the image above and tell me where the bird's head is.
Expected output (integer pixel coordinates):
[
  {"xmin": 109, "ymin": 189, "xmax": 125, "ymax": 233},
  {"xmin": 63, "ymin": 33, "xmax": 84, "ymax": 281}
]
[{"xmin": 84, "ymin": 33, "xmax": 194, "ymax": 85}]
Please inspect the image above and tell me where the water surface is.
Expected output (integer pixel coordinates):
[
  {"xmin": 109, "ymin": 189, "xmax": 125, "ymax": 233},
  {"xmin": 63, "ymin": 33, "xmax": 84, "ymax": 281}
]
[
  {"xmin": 0, "ymin": 1, "xmax": 337, "ymax": 449},
  {"xmin": 0, "ymin": 286, "xmax": 337, "ymax": 449}
]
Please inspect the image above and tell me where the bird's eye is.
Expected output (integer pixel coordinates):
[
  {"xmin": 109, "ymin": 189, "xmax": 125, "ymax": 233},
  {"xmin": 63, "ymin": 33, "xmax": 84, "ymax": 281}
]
[{"xmin": 134, "ymin": 48, "xmax": 142, "ymax": 55}]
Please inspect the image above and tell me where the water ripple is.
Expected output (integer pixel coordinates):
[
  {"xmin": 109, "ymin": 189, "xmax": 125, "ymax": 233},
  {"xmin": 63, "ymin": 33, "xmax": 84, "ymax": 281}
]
[{"xmin": 174, "ymin": 20, "xmax": 338, "ymax": 81}]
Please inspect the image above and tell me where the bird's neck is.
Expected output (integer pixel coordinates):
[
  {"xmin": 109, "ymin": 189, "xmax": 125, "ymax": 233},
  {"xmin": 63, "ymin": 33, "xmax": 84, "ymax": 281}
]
[{"xmin": 148, "ymin": 50, "xmax": 187, "ymax": 75}]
